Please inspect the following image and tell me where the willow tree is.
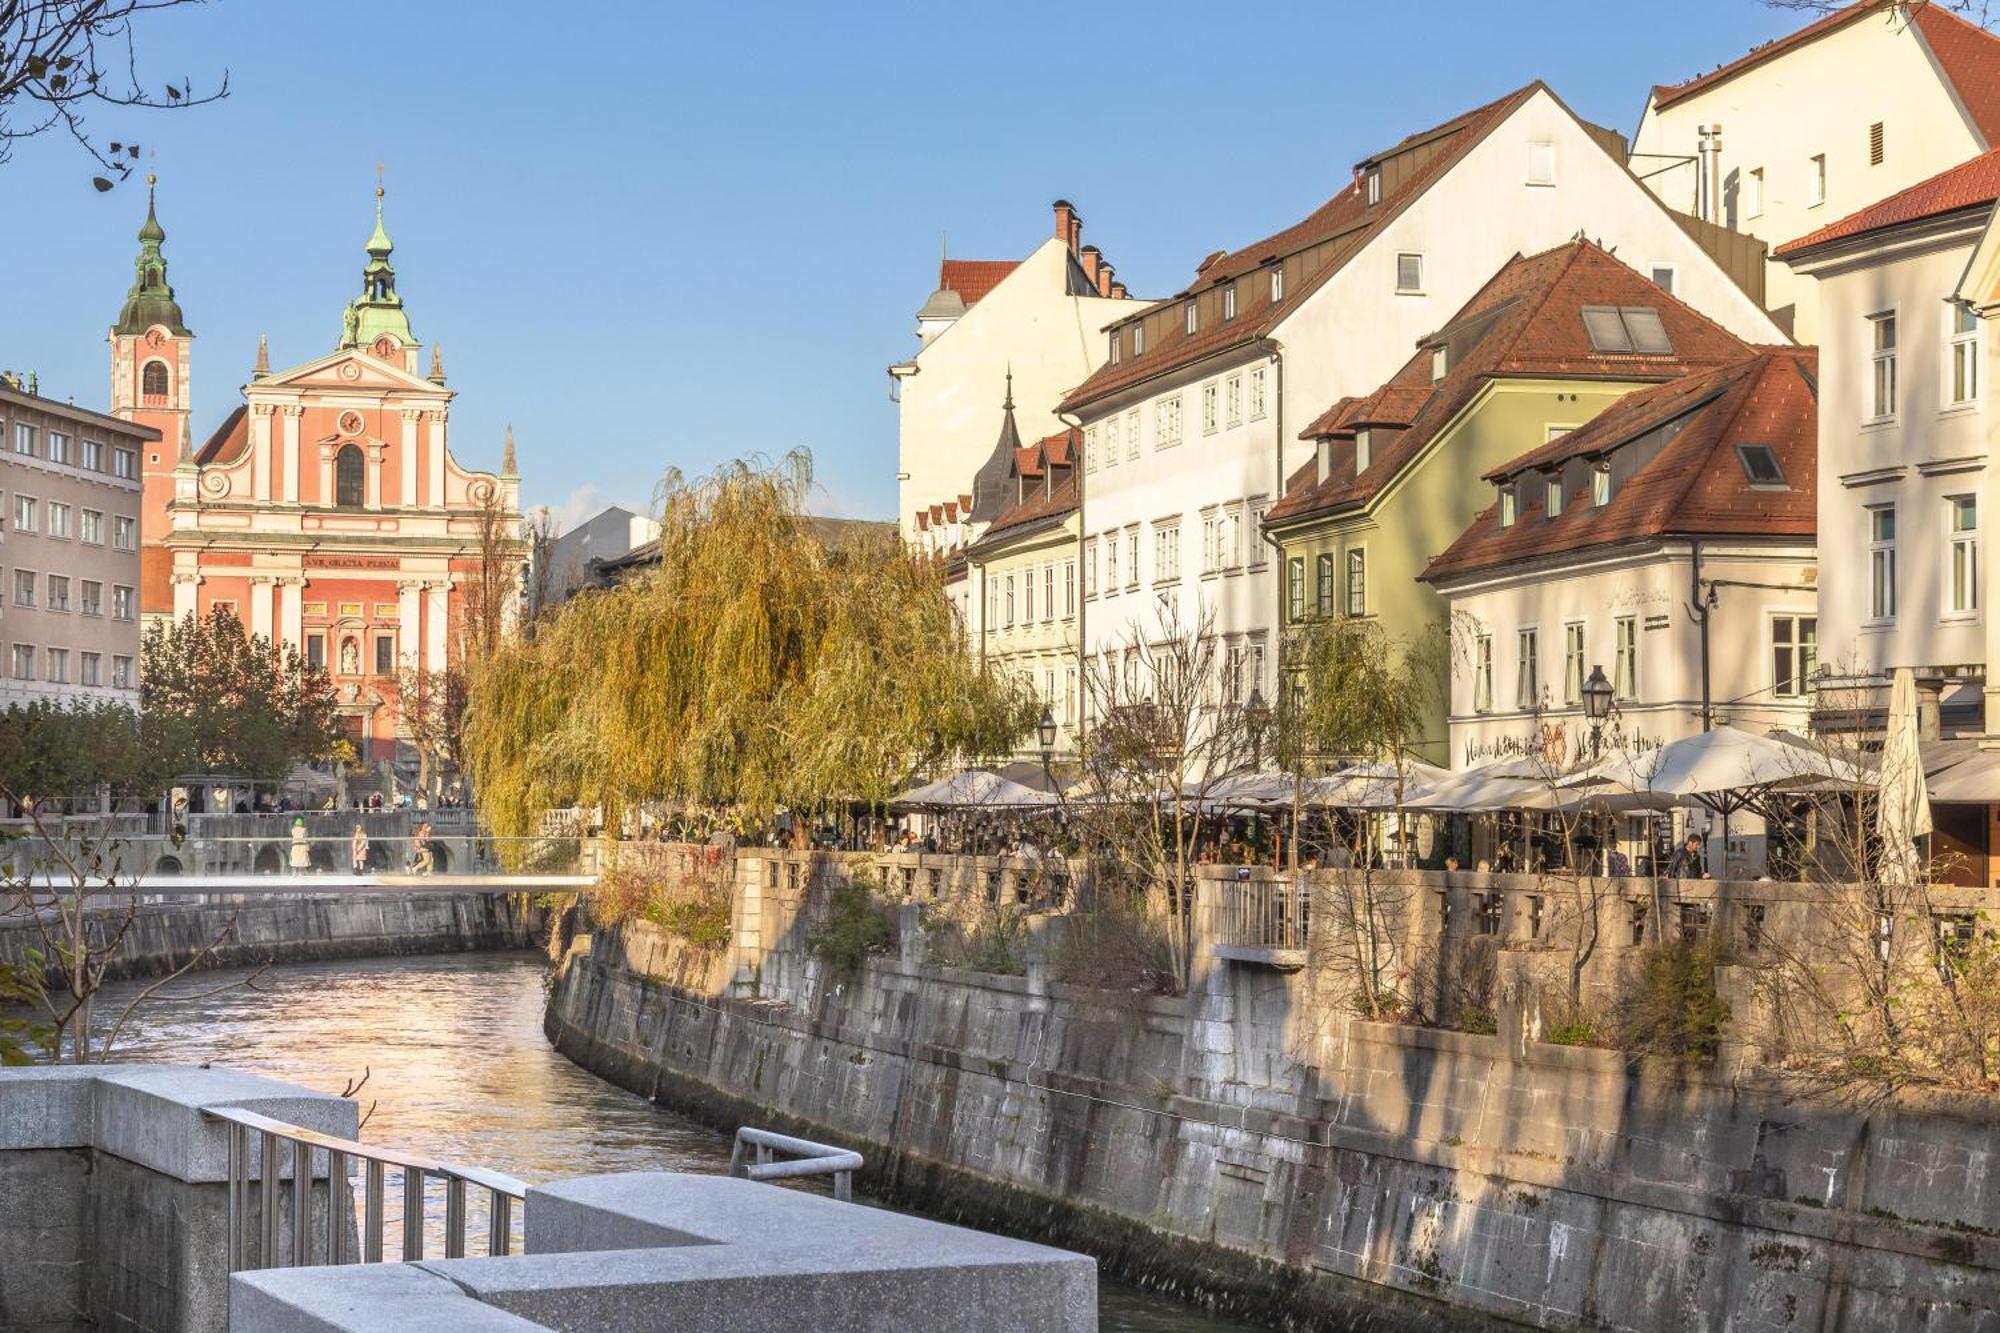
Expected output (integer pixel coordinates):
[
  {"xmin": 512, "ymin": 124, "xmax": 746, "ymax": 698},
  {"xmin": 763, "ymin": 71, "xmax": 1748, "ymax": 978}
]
[{"xmin": 463, "ymin": 452, "xmax": 1033, "ymax": 838}]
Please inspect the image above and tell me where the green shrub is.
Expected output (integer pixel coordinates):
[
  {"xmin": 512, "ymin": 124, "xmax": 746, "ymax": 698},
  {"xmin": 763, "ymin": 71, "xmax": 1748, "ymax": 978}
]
[
  {"xmin": 806, "ymin": 878, "xmax": 897, "ymax": 973},
  {"xmin": 1617, "ymin": 940, "xmax": 1730, "ymax": 1066},
  {"xmin": 655, "ymin": 893, "xmax": 733, "ymax": 952},
  {"xmin": 1545, "ymin": 1012, "xmax": 1601, "ymax": 1047}
]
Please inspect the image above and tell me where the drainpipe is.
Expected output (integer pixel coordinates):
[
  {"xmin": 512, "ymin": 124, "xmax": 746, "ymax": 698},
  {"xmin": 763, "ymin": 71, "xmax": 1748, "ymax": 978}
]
[
  {"xmin": 1686, "ymin": 538, "xmax": 1713, "ymax": 732},
  {"xmin": 1059, "ymin": 410, "xmax": 1086, "ymax": 753},
  {"xmin": 1268, "ymin": 343, "xmax": 1286, "ymax": 663}
]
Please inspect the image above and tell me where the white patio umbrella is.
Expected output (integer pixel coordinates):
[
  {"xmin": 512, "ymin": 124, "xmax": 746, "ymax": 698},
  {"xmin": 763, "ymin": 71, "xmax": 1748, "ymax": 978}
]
[
  {"xmin": 1197, "ymin": 769, "xmax": 1303, "ymax": 810},
  {"xmin": 1409, "ymin": 757, "xmax": 1554, "ymax": 813},
  {"xmin": 1567, "ymin": 725, "xmax": 1843, "ymax": 811},
  {"xmin": 1310, "ymin": 759, "xmax": 1452, "ymax": 811},
  {"xmin": 889, "ymin": 769, "xmax": 1053, "ymax": 811},
  {"xmin": 1875, "ymin": 666, "xmax": 1932, "ymax": 884}
]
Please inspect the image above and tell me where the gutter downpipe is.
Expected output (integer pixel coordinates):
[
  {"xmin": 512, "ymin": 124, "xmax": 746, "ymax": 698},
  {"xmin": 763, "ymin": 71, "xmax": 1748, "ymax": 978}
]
[
  {"xmin": 1058, "ymin": 410, "xmax": 1086, "ymax": 753},
  {"xmin": 1687, "ymin": 537, "xmax": 1713, "ymax": 732}
]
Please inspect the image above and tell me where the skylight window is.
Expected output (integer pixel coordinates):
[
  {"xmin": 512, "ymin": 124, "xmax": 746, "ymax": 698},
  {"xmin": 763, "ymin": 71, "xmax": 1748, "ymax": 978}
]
[
  {"xmin": 1736, "ymin": 444, "xmax": 1788, "ymax": 488},
  {"xmin": 1582, "ymin": 306, "xmax": 1674, "ymax": 355}
]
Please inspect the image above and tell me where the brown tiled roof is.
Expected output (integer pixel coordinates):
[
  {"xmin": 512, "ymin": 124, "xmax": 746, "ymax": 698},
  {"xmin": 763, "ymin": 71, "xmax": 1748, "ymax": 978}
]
[
  {"xmin": 1421, "ymin": 347, "xmax": 1817, "ymax": 583},
  {"xmin": 1776, "ymin": 147, "xmax": 2000, "ymax": 256},
  {"xmin": 1265, "ymin": 239, "xmax": 1754, "ymax": 527},
  {"xmin": 194, "ymin": 403, "xmax": 248, "ymax": 465},
  {"xmin": 1060, "ymin": 83, "xmax": 1557, "ymax": 413},
  {"xmin": 940, "ymin": 259, "xmax": 1020, "ymax": 307},
  {"xmin": 972, "ymin": 427, "xmax": 1081, "ymax": 545}
]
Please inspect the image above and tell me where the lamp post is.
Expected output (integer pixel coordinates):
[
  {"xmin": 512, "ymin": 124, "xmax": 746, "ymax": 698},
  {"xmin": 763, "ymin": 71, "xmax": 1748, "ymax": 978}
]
[
  {"xmin": 1037, "ymin": 707, "xmax": 1058, "ymax": 792},
  {"xmin": 1582, "ymin": 664, "xmax": 1613, "ymax": 759}
]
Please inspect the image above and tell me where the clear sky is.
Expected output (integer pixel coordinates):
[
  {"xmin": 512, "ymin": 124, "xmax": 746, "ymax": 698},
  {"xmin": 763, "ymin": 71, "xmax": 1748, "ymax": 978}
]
[{"xmin": 0, "ymin": 0, "xmax": 1818, "ymax": 531}]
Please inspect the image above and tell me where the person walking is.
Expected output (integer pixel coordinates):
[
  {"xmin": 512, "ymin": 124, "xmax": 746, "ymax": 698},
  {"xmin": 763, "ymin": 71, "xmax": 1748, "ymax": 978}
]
[
  {"xmin": 350, "ymin": 823, "xmax": 371, "ymax": 874},
  {"xmin": 288, "ymin": 816, "xmax": 313, "ymax": 874}
]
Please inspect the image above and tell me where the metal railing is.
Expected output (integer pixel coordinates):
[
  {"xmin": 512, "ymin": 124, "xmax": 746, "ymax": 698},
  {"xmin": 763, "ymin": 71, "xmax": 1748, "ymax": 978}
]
[
  {"xmin": 728, "ymin": 1127, "xmax": 863, "ymax": 1203},
  {"xmin": 206, "ymin": 1107, "xmax": 526, "ymax": 1271},
  {"xmin": 1218, "ymin": 875, "xmax": 1311, "ymax": 951}
]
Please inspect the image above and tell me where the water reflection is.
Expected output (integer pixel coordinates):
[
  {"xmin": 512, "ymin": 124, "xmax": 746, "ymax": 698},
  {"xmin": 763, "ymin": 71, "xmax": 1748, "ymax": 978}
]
[{"xmin": 97, "ymin": 953, "xmax": 1267, "ymax": 1332}]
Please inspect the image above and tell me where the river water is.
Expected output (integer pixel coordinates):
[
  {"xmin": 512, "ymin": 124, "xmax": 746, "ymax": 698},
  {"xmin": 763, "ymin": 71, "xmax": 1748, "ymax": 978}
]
[{"xmin": 96, "ymin": 952, "xmax": 1270, "ymax": 1332}]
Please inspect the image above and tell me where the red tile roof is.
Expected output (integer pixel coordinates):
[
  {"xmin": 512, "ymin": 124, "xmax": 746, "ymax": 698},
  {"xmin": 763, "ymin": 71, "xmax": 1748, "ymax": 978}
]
[
  {"xmin": 973, "ymin": 427, "xmax": 1081, "ymax": 545},
  {"xmin": 194, "ymin": 404, "xmax": 248, "ymax": 466},
  {"xmin": 939, "ymin": 259, "xmax": 1021, "ymax": 307},
  {"xmin": 1265, "ymin": 239, "xmax": 1754, "ymax": 527},
  {"xmin": 1060, "ymin": 83, "xmax": 1562, "ymax": 414},
  {"xmin": 1776, "ymin": 147, "xmax": 2000, "ymax": 256},
  {"xmin": 1421, "ymin": 347, "xmax": 1817, "ymax": 584},
  {"xmin": 1652, "ymin": 2, "xmax": 2000, "ymax": 147}
]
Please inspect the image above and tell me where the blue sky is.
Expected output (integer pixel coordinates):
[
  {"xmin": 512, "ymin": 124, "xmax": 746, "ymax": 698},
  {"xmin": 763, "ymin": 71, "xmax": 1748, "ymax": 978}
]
[{"xmin": 0, "ymin": 1, "xmax": 1813, "ymax": 530}]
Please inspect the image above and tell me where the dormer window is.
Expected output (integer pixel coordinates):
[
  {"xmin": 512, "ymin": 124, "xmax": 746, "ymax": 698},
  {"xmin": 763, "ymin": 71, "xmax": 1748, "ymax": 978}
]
[
  {"xmin": 1354, "ymin": 429, "xmax": 1372, "ymax": 472},
  {"xmin": 1736, "ymin": 444, "xmax": 1788, "ymax": 488},
  {"xmin": 1365, "ymin": 169, "xmax": 1381, "ymax": 206},
  {"xmin": 1134, "ymin": 324, "xmax": 1146, "ymax": 355},
  {"xmin": 1592, "ymin": 465, "xmax": 1611, "ymax": 507},
  {"xmin": 1545, "ymin": 476, "xmax": 1564, "ymax": 519},
  {"xmin": 1499, "ymin": 487, "xmax": 1517, "ymax": 528},
  {"xmin": 1430, "ymin": 345, "xmax": 1448, "ymax": 382},
  {"xmin": 1270, "ymin": 266, "xmax": 1285, "ymax": 303},
  {"xmin": 1582, "ymin": 306, "xmax": 1673, "ymax": 354},
  {"xmin": 1186, "ymin": 301, "xmax": 1198, "ymax": 335},
  {"xmin": 1223, "ymin": 283, "xmax": 1237, "ymax": 321}
]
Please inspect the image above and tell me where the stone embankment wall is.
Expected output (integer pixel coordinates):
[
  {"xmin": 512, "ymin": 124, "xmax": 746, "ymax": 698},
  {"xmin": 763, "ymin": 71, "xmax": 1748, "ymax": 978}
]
[
  {"xmin": 546, "ymin": 850, "xmax": 2000, "ymax": 1332},
  {"xmin": 0, "ymin": 892, "xmax": 540, "ymax": 984}
]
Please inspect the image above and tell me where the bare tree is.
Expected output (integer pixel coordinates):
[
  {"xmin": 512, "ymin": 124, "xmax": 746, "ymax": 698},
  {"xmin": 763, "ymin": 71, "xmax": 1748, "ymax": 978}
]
[{"xmin": 0, "ymin": 1, "xmax": 227, "ymax": 182}]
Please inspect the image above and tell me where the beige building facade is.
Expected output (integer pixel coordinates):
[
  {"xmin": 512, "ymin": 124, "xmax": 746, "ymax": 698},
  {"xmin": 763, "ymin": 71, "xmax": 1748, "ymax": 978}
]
[{"xmin": 0, "ymin": 381, "xmax": 153, "ymax": 707}]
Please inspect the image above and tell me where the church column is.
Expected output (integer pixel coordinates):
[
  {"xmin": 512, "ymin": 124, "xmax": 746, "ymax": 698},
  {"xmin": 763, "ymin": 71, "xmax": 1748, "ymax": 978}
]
[
  {"xmin": 400, "ymin": 410, "xmax": 420, "ymax": 507},
  {"xmin": 366, "ymin": 443, "xmax": 385, "ymax": 509},
  {"xmin": 424, "ymin": 581, "xmax": 449, "ymax": 671},
  {"xmin": 428, "ymin": 413, "xmax": 447, "ymax": 507},
  {"xmin": 171, "ymin": 571, "xmax": 201, "ymax": 620},
  {"xmin": 397, "ymin": 580, "xmax": 423, "ymax": 668},
  {"xmin": 248, "ymin": 576, "xmax": 275, "ymax": 640},
  {"xmin": 280, "ymin": 406, "xmax": 303, "ymax": 504},
  {"xmin": 251, "ymin": 406, "xmax": 274, "ymax": 502},
  {"xmin": 279, "ymin": 577, "xmax": 305, "ymax": 650}
]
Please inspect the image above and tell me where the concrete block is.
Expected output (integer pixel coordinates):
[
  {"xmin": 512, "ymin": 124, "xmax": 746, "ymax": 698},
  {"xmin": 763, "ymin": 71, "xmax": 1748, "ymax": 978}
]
[
  {"xmin": 91, "ymin": 1066, "xmax": 359, "ymax": 1183},
  {"xmin": 0, "ymin": 1065, "xmax": 97, "ymax": 1149},
  {"xmin": 230, "ymin": 1263, "xmax": 550, "ymax": 1332}
]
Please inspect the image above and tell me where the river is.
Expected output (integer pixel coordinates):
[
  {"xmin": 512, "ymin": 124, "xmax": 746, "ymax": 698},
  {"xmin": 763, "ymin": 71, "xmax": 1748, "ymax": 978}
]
[{"xmin": 96, "ymin": 951, "xmax": 1271, "ymax": 1332}]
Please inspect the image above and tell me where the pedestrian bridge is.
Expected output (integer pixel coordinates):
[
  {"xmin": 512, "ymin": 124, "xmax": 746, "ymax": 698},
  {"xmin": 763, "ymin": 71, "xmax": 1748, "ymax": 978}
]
[{"xmin": 86, "ymin": 871, "xmax": 600, "ymax": 897}]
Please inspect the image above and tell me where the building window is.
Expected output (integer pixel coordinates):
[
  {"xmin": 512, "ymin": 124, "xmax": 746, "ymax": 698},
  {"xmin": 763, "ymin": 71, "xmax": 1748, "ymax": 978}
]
[
  {"xmin": 1134, "ymin": 324, "xmax": 1145, "ymax": 355},
  {"xmin": 1583, "ymin": 306, "xmax": 1673, "ymax": 354},
  {"xmin": 1023, "ymin": 567, "xmax": 1035, "ymax": 622},
  {"xmin": 45, "ymin": 648, "xmax": 67, "ymax": 684},
  {"xmin": 82, "ymin": 440, "xmax": 103, "ymax": 471},
  {"xmin": 1499, "ymin": 487, "xmax": 1516, "ymax": 528},
  {"xmin": 80, "ymin": 581, "xmax": 101, "ymax": 617},
  {"xmin": 1314, "ymin": 553, "xmax": 1334, "ymax": 617},
  {"xmin": 1474, "ymin": 635, "xmax": 1493, "ymax": 713},
  {"xmin": 1223, "ymin": 283, "xmax": 1237, "ymax": 320},
  {"xmin": 1004, "ymin": 574, "xmax": 1015, "ymax": 628},
  {"xmin": 1346, "ymin": 548, "xmax": 1366, "ymax": 617},
  {"xmin": 13, "ymin": 571, "xmax": 33, "ymax": 607},
  {"xmin": 1083, "ymin": 426, "xmax": 1097, "ymax": 473},
  {"xmin": 1224, "ymin": 509, "xmax": 1241, "ymax": 568},
  {"xmin": 374, "ymin": 634, "xmax": 396, "ymax": 675},
  {"xmin": 1125, "ymin": 409, "xmax": 1140, "ymax": 459},
  {"xmin": 1948, "ymin": 304, "xmax": 1980, "ymax": 407},
  {"xmin": 1868, "ymin": 312, "xmax": 1897, "ymax": 420},
  {"xmin": 1365, "ymin": 169, "xmax": 1381, "ymax": 206},
  {"xmin": 11, "ymin": 645, "xmax": 33, "ymax": 681},
  {"xmin": 1515, "ymin": 629, "xmax": 1539, "ymax": 709},
  {"xmin": 1808, "ymin": 152, "xmax": 1826, "ymax": 206},
  {"xmin": 1105, "ymin": 532, "xmax": 1119, "ymax": 592},
  {"xmin": 13, "ymin": 423, "xmax": 34, "ymax": 456},
  {"xmin": 1949, "ymin": 495, "xmax": 1979, "ymax": 616},
  {"xmin": 1043, "ymin": 564, "xmax": 1056, "ymax": 620},
  {"xmin": 1200, "ymin": 515, "xmax": 1218, "ymax": 574},
  {"xmin": 1736, "ymin": 444, "xmax": 1787, "ymax": 487},
  {"xmin": 1564, "ymin": 623, "xmax": 1585, "ymax": 704},
  {"xmin": 1545, "ymin": 476, "xmax": 1564, "ymax": 519},
  {"xmin": 1249, "ymin": 368, "xmax": 1267, "ymax": 420},
  {"xmin": 1527, "ymin": 140, "xmax": 1556, "ymax": 185},
  {"xmin": 1104, "ymin": 416, "xmax": 1119, "ymax": 467},
  {"xmin": 1614, "ymin": 616, "xmax": 1637, "ymax": 700},
  {"xmin": 1270, "ymin": 266, "xmax": 1285, "ymax": 303},
  {"xmin": 45, "ymin": 501, "xmax": 69, "ymax": 539},
  {"xmin": 1648, "ymin": 262, "xmax": 1677, "ymax": 295},
  {"xmin": 1154, "ymin": 523, "xmax": 1181, "ymax": 584},
  {"xmin": 1395, "ymin": 252, "xmax": 1423, "ymax": 294},
  {"xmin": 1063, "ymin": 559, "xmax": 1075, "ymax": 616},
  {"xmin": 111, "ymin": 585, "xmax": 133, "ymax": 620},
  {"xmin": 141, "ymin": 360, "xmax": 169, "ymax": 398},
  {"xmin": 111, "ymin": 656, "xmax": 132, "ymax": 689},
  {"xmin": 1202, "ymin": 382, "xmax": 1218, "ymax": 435},
  {"xmin": 1159, "ymin": 395, "xmax": 1182, "ymax": 446},
  {"xmin": 113, "ymin": 515, "xmax": 135, "ymax": 550},
  {"xmin": 1592, "ymin": 466, "xmax": 1611, "ymax": 507},
  {"xmin": 1109, "ymin": 332, "xmax": 1121, "ymax": 364},
  {"xmin": 1354, "ymin": 428, "xmax": 1372, "ymax": 473},
  {"xmin": 1772, "ymin": 615, "xmax": 1818, "ymax": 697},
  {"xmin": 80, "ymin": 652, "xmax": 100, "ymax": 687},
  {"xmin": 1287, "ymin": 556, "xmax": 1305, "ymax": 622},
  {"xmin": 1746, "ymin": 166, "xmax": 1764, "ymax": 219},
  {"xmin": 1225, "ymin": 375, "xmax": 1242, "ymax": 426},
  {"xmin": 1185, "ymin": 301, "xmax": 1198, "ymax": 335},
  {"xmin": 1869, "ymin": 505, "xmax": 1897, "ymax": 622},
  {"xmin": 1868, "ymin": 121, "xmax": 1884, "ymax": 167},
  {"xmin": 1125, "ymin": 526, "xmax": 1139, "ymax": 589},
  {"xmin": 1430, "ymin": 345, "xmax": 1447, "ymax": 382},
  {"xmin": 46, "ymin": 575, "xmax": 68, "ymax": 612},
  {"xmin": 46, "ymin": 432, "xmax": 70, "ymax": 465},
  {"xmin": 13, "ymin": 495, "xmax": 34, "ymax": 533},
  {"xmin": 80, "ymin": 509, "xmax": 102, "ymax": 544},
  {"xmin": 335, "ymin": 444, "xmax": 366, "ymax": 508}
]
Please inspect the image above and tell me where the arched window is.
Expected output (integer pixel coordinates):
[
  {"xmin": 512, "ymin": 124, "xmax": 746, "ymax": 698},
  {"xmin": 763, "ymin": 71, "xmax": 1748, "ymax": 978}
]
[
  {"xmin": 335, "ymin": 444, "xmax": 365, "ymax": 508},
  {"xmin": 141, "ymin": 361, "xmax": 169, "ymax": 398}
]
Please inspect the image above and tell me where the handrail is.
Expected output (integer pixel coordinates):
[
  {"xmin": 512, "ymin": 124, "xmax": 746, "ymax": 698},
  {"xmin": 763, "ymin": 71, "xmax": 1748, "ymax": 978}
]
[
  {"xmin": 204, "ymin": 1106, "xmax": 526, "ymax": 1271},
  {"xmin": 728, "ymin": 1127, "xmax": 863, "ymax": 1202}
]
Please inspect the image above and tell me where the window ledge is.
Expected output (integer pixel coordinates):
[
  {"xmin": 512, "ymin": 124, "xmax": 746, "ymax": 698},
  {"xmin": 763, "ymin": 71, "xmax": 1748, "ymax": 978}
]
[{"xmin": 1938, "ymin": 403, "xmax": 1982, "ymax": 421}]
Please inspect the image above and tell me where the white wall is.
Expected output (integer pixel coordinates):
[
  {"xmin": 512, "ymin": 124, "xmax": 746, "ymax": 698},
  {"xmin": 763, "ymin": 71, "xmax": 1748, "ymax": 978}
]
[{"xmin": 1633, "ymin": 11, "xmax": 1986, "ymax": 342}]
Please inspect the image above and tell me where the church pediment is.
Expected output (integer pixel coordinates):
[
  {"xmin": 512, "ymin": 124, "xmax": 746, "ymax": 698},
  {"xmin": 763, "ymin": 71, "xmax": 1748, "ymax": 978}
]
[{"xmin": 253, "ymin": 347, "xmax": 448, "ymax": 398}]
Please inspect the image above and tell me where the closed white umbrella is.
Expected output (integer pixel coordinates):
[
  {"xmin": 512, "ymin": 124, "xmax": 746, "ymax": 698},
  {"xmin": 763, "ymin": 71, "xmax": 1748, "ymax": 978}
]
[{"xmin": 1876, "ymin": 666, "xmax": 1932, "ymax": 884}]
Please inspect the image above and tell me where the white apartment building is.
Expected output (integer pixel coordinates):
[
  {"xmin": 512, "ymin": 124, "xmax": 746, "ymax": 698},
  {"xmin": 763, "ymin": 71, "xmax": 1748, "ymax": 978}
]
[
  {"xmin": 1632, "ymin": 0, "xmax": 2000, "ymax": 343},
  {"xmin": 1780, "ymin": 149, "xmax": 2000, "ymax": 734},
  {"xmin": 1063, "ymin": 81, "xmax": 1786, "ymax": 705},
  {"xmin": 892, "ymin": 200, "xmax": 1134, "ymax": 547},
  {"xmin": 0, "ymin": 380, "xmax": 152, "ymax": 707}
]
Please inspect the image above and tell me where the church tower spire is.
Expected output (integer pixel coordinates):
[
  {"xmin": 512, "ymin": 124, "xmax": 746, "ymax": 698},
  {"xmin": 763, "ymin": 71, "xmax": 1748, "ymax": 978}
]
[
  {"xmin": 113, "ymin": 175, "xmax": 190, "ymax": 338},
  {"xmin": 338, "ymin": 174, "xmax": 416, "ymax": 356}
]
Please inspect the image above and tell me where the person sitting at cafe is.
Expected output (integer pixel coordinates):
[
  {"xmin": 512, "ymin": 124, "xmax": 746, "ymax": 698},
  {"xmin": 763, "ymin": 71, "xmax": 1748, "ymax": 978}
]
[{"xmin": 1668, "ymin": 833, "xmax": 1709, "ymax": 880}]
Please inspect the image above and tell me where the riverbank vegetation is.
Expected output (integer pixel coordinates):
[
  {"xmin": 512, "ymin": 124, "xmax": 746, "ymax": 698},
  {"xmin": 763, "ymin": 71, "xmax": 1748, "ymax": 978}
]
[{"xmin": 464, "ymin": 452, "xmax": 1034, "ymax": 838}]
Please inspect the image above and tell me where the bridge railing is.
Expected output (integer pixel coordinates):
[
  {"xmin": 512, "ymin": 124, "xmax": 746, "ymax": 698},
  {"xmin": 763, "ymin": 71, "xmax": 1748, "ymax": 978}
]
[{"xmin": 205, "ymin": 1106, "xmax": 528, "ymax": 1270}]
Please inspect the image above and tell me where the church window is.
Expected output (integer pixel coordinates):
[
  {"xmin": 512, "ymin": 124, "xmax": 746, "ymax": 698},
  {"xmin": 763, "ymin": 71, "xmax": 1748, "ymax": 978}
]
[
  {"xmin": 141, "ymin": 361, "xmax": 169, "ymax": 399},
  {"xmin": 335, "ymin": 444, "xmax": 365, "ymax": 508}
]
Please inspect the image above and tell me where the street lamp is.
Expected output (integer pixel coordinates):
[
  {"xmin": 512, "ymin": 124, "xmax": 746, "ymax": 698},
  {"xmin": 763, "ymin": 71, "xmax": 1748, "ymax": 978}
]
[
  {"xmin": 1037, "ymin": 707, "xmax": 1058, "ymax": 790},
  {"xmin": 1582, "ymin": 664, "xmax": 1613, "ymax": 758}
]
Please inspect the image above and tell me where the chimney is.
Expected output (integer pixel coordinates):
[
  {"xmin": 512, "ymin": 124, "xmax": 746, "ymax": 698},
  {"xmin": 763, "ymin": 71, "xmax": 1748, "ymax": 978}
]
[
  {"xmin": 1080, "ymin": 245, "xmax": 1103, "ymax": 293},
  {"xmin": 1109, "ymin": 279, "xmax": 1127, "ymax": 300},
  {"xmin": 1053, "ymin": 199, "xmax": 1080, "ymax": 256},
  {"xmin": 1096, "ymin": 259, "xmax": 1116, "ymax": 300}
]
